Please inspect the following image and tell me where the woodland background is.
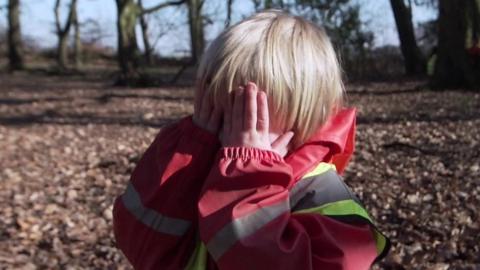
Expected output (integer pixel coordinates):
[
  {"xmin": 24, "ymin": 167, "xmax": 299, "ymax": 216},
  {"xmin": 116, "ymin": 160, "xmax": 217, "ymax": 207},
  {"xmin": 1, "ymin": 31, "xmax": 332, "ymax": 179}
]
[{"xmin": 0, "ymin": 0, "xmax": 479, "ymax": 269}]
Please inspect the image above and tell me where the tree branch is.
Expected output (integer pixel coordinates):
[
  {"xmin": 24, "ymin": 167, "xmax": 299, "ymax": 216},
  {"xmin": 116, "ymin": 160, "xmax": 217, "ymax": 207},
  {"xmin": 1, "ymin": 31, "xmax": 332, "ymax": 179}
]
[
  {"xmin": 199, "ymin": 0, "xmax": 206, "ymax": 10},
  {"xmin": 63, "ymin": 0, "xmax": 78, "ymax": 35},
  {"xmin": 226, "ymin": 0, "xmax": 234, "ymax": 27},
  {"xmin": 54, "ymin": 0, "xmax": 78, "ymax": 35},
  {"xmin": 141, "ymin": 0, "xmax": 186, "ymax": 15},
  {"xmin": 54, "ymin": 0, "xmax": 62, "ymax": 33}
]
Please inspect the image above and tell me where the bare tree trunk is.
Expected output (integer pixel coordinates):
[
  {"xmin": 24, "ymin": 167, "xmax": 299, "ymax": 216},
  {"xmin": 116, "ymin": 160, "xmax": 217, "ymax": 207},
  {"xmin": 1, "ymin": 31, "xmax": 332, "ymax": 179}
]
[
  {"xmin": 54, "ymin": 0, "xmax": 77, "ymax": 69},
  {"xmin": 138, "ymin": 0, "xmax": 153, "ymax": 65},
  {"xmin": 116, "ymin": 0, "xmax": 141, "ymax": 83},
  {"xmin": 72, "ymin": 4, "xmax": 82, "ymax": 69},
  {"xmin": 389, "ymin": 0, "xmax": 426, "ymax": 75},
  {"xmin": 8, "ymin": 0, "xmax": 24, "ymax": 71},
  {"xmin": 187, "ymin": 0, "xmax": 205, "ymax": 64},
  {"xmin": 58, "ymin": 34, "xmax": 69, "ymax": 68},
  {"xmin": 115, "ymin": 0, "xmax": 186, "ymax": 84},
  {"xmin": 432, "ymin": 0, "xmax": 476, "ymax": 89}
]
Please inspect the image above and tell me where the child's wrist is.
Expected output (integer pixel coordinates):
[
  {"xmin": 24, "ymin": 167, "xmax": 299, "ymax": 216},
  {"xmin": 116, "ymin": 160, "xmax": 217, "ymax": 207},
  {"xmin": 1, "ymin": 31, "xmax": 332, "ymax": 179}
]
[
  {"xmin": 221, "ymin": 146, "xmax": 283, "ymax": 161},
  {"xmin": 221, "ymin": 139, "xmax": 272, "ymax": 152}
]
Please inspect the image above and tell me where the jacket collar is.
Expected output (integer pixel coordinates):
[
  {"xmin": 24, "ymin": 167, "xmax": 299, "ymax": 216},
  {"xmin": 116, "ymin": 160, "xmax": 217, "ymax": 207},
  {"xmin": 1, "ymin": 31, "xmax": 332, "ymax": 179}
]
[{"xmin": 284, "ymin": 108, "xmax": 356, "ymax": 181}]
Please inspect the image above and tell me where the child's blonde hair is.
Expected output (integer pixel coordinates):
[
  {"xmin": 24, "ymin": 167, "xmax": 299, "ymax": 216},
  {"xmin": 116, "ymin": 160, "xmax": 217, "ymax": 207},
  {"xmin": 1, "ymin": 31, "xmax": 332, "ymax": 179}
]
[{"xmin": 196, "ymin": 10, "xmax": 344, "ymax": 149}]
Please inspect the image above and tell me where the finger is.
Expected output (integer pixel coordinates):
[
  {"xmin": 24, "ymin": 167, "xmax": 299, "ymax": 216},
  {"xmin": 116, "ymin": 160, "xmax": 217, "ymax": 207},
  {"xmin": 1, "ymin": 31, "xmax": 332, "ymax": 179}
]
[
  {"xmin": 257, "ymin": 90, "xmax": 269, "ymax": 134},
  {"xmin": 244, "ymin": 82, "xmax": 257, "ymax": 130},
  {"xmin": 272, "ymin": 131, "xmax": 294, "ymax": 155},
  {"xmin": 232, "ymin": 87, "xmax": 244, "ymax": 132},
  {"xmin": 207, "ymin": 106, "xmax": 223, "ymax": 133},
  {"xmin": 199, "ymin": 90, "xmax": 212, "ymax": 123}
]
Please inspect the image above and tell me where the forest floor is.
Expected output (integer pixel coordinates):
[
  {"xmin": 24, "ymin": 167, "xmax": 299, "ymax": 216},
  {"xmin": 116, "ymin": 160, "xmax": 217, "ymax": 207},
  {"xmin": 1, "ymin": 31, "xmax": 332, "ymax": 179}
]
[{"xmin": 0, "ymin": 72, "xmax": 479, "ymax": 270}]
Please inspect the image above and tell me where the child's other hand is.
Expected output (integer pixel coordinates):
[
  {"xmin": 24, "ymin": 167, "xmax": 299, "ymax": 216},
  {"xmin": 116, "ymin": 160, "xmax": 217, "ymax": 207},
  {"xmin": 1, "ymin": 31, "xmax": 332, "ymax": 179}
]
[
  {"xmin": 193, "ymin": 86, "xmax": 222, "ymax": 134},
  {"xmin": 222, "ymin": 82, "xmax": 294, "ymax": 157}
]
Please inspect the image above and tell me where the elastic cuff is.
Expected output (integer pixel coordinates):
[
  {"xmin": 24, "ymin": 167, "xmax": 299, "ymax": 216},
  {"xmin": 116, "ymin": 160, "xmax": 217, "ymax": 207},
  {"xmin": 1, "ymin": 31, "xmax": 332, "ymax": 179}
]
[
  {"xmin": 180, "ymin": 116, "xmax": 220, "ymax": 146},
  {"xmin": 222, "ymin": 147, "xmax": 283, "ymax": 161}
]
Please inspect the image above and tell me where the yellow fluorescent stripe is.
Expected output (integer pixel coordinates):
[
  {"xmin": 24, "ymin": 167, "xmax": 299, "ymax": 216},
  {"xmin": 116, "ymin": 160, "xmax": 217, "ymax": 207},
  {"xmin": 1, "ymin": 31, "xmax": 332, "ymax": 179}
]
[
  {"xmin": 294, "ymin": 199, "xmax": 373, "ymax": 224},
  {"xmin": 294, "ymin": 199, "xmax": 389, "ymax": 255},
  {"xmin": 373, "ymin": 230, "xmax": 387, "ymax": 254},
  {"xmin": 302, "ymin": 162, "xmax": 337, "ymax": 179},
  {"xmin": 185, "ymin": 241, "xmax": 207, "ymax": 270}
]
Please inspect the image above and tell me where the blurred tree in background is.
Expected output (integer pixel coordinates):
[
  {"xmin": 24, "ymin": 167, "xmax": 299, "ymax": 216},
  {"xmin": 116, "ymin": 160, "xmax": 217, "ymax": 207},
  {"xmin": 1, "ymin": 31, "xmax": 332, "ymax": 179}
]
[
  {"xmin": 389, "ymin": 0, "xmax": 426, "ymax": 75},
  {"xmin": 114, "ymin": 0, "xmax": 186, "ymax": 84},
  {"xmin": 72, "ymin": 0, "xmax": 81, "ymax": 68},
  {"xmin": 295, "ymin": 0, "xmax": 375, "ymax": 79},
  {"xmin": 2, "ymin": 0, "xmax": 480, "ymax": 88},
  {"xmin": 54, "ymin": 0, "xmax": 78, "ymax": 69},
  {"xmin": 432, "ymin": 0, "xmax": 480, "ymax": 89},
  {"xmin": 7, "ymin": 0, "xmax": 24, "ymax": 71},
  {"xmin": 187, "ymin": 0, "xmax": 205, "ymax": 65}
]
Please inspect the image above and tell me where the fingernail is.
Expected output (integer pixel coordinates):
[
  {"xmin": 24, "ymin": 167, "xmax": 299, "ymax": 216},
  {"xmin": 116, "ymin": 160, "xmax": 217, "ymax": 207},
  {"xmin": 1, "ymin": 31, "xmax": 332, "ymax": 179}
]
[
  {"xmin": 259, "ymin": 90, "xmax": 267, "ymax": 99},
  {"xmin": 247, "ymin": 82, "xmax": 257, "ymax": 91}
]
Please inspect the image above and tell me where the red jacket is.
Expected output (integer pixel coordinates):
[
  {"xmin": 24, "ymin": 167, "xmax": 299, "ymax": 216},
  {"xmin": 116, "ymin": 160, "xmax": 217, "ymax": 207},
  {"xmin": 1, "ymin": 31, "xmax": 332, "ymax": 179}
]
[{"xmin": 113, "ymin": 108, "xmax": 389, "ymax": 270}]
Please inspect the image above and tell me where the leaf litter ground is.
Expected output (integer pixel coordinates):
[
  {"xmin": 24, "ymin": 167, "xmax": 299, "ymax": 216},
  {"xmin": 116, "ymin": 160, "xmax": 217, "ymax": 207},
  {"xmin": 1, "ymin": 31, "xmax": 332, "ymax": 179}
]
[{"xmin": 0, "ymin": 74, "xmax": 478, "ymax": 269}]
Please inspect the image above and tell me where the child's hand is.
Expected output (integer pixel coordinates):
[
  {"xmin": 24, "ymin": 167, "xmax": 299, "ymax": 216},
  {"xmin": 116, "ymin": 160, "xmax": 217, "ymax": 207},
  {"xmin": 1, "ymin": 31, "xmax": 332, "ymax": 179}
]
[
  {"xmin": 222, "ymin": 82, "xmax": 294, "ymax": 157},
  {"xmin": 193, "ymin": 86, "xmax": 222, "ymax": 134}
]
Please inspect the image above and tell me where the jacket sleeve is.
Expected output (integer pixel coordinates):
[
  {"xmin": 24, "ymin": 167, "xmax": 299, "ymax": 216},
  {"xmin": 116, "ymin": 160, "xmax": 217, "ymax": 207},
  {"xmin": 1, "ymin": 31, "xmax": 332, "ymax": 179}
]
[
  {"xmin": 113, "ymin": 116, "xmax": 220, "ymax": 269},
  {"xmin": 198, "ymin": 147, "xmax": 379, "ymax": 270}
]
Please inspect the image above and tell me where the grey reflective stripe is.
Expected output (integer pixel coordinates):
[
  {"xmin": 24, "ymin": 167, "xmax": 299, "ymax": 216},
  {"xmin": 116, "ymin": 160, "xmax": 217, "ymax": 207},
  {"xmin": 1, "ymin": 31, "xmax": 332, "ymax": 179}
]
[
  {"xmin": 121, "ymin": 182, "xmax": 190, "ymax": 236},
  {"xmin": 206, "ymin": 200, "xmax": 289, "ymax": 261},
  {"xmin": 290, "ymin": 169, "xmax": 361, "ymax": 212}
]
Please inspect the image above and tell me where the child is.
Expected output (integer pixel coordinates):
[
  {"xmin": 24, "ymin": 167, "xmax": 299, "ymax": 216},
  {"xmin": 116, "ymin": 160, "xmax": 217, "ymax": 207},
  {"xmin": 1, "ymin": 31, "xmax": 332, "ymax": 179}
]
[{"xmin": 113, "ymin": 10, "xmax": 389, "ymax": 270}]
